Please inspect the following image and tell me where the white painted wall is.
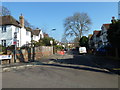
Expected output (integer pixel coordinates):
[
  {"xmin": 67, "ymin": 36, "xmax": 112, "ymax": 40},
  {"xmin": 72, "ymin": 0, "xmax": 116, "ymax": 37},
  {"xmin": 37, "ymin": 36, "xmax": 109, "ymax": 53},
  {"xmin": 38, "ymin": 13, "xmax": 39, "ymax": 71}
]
[
  {"xmin": 26, "ymin": 31, "xmax": 31, "ymax": 44},
  {"xmin": 11, "ymin": 25, "xmax": 21, "ymax": 47},
  {"xmin": 33, "ymin": 35, "xmax": 39, "ymax": 42},
  {"xmin": 20, "ymin": 27, "xmax": 32, "ymax": 47},
  {"xmin": 92, "ymin": 34, "xmax": 98, "ymax": 48},
  {"xmin": 0, "ymin": 25, "xmax": 12, "ymax": 47},
  {"xmin": 40, "ymin": 30, "xmax": 44, "ymax": 39},
  {"xmin": 33, "ymin": 30, "xmax": 44, "ymax": 42},
  {"xmin": 19, "ymin": 28, "xmax": 26, "ymax": 47},
  {"xmin": 101, "ymin": 26, "xmax": 108, "ymax": 46},
  {"xmin": 0, "ymin": 25, "xmax": 21, "ymax": 47},
  {"xmin": 0, "ymin": 25, "xmax": 32, "ymax": 47}
]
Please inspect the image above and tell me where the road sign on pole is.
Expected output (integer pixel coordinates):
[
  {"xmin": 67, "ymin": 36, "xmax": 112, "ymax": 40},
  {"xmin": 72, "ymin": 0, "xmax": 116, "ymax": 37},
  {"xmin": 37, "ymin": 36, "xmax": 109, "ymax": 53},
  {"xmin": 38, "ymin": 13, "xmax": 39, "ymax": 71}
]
[{"xmin": 13, "ymin": 32, "xmax": 17, "ymax": 63}]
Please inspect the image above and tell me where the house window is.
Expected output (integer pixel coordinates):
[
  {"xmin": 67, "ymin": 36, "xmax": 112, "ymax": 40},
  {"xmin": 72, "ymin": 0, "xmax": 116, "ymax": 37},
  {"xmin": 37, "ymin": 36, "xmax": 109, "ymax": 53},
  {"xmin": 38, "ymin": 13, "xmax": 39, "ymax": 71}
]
[
  {"xmin": 17, "ymin": 40, "xmax": 19, "ymax": 47},
  {"xmin": 2, "ymin": 26, "xmax": 6, "ymax": 32},
  {"xmin": 15, "ymin": 27, "xmax": 19, "ymax": 33},
  {"xmin": 26, "ymin": 41, "xmax": 29, "ymax": 45},
  {"xmin": 1, "ymin": 40, "xmax": 6, "ymax": 47},
  {"xmin": 26, "ymin": 31, "xmax": 29, "ymax": 35}
]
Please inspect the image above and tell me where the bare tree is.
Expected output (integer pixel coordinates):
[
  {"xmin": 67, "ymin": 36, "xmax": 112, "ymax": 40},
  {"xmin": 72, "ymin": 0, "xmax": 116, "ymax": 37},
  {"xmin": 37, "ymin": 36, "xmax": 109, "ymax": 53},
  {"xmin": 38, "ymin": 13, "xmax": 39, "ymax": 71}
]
[
  {"xmin": 61, "ymin": 33, "xmax": 68, "ymax": 42},
  {"xmin": 61, "ymin": 33, "xmax": 68, "ymax": 48},
  {"xmin": 0, "ymin": 6, "xmax": 11, "ymax": 16},
  {"xmin": 24, "ymin": 19, "xmax": 36, "ymax": 29},
  {"xmin": 73, "ymin": 37, "xmax": 80, "ymax": 47},
  {"xmin": 64, "ymin": 12, "xmax": 91, "ymax": 42}
]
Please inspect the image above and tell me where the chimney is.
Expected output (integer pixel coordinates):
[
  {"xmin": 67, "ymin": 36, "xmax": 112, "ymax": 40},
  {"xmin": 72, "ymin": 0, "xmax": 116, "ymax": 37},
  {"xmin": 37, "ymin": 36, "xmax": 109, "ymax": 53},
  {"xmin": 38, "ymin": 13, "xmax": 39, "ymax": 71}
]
[
  {"xmin": 111, "ymin": 16, "xmax": 116, "ymax": 24},
  {"xmin": 19, "ymin": 14, "xmax": 24, "ymax": 28}
]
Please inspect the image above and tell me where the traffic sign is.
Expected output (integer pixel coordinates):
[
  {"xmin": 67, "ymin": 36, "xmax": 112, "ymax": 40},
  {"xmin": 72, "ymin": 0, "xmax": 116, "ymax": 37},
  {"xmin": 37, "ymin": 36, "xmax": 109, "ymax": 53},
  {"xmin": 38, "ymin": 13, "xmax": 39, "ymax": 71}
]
[
  {"xmin": 13, "ymin": 41, "xmax": 17, "ymax": 45},
  {"xmin": 0, "ymin": 55, "xmax": 12, "ymax": 60},
  {"xmin": 14, "ymin": 32, "xmax": 17, "ymax": 38}
]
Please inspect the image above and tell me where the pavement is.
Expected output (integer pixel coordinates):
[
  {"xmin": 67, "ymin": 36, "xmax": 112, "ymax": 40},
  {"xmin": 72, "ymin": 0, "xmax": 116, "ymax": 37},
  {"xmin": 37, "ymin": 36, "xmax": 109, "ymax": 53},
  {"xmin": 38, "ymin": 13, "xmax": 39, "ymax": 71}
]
[{"xmin": 87, "ymin": 54, "xmax": 120, "ymax": 75}]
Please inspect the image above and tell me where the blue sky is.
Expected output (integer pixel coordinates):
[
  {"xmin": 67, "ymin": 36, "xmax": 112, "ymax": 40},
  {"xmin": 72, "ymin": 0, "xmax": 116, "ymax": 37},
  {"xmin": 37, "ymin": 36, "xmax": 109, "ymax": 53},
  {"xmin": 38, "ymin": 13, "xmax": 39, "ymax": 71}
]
[{"xmin": 2, "ymin": 2, "xmax": 118, "ymax": 41}]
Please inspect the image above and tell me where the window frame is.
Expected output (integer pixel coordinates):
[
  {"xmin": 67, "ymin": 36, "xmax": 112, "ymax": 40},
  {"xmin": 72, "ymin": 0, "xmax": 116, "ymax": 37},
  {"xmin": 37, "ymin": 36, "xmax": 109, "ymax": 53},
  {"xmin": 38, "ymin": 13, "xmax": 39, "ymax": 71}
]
[
  {"xmin": 2, "ymin": 26, "xmax": 7, "ymax": 33},
  {"xmin": 26, "ymin": 31, "xmax": 29, "ymax": 36},
  {"xmin": 1, "ymin": 40, "xmax": 6, "ymax": 47}
]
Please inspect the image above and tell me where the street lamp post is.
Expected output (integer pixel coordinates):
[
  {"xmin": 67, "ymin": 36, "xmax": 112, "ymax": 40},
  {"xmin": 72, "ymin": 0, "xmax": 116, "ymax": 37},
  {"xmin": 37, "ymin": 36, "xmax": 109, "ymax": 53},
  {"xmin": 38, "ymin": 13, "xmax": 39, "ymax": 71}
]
[
  {"xmin": 50, "ymin": 40, "xmax": 54, "ymax": 54},
  {"xmin": 49, "ymin": 28, "xmax": 56, "ymax": 54},
  {"xmin": 51, "ymin": 28, "xmax": 56, "ymax": 54},
  {"xmin": 31, "ymin": 34, "xmax": 35, "ymax": 62}
]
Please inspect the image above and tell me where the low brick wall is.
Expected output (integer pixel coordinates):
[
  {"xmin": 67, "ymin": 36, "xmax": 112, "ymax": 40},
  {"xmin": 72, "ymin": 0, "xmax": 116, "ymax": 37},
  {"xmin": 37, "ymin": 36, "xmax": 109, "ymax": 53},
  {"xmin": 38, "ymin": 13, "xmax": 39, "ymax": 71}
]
[
  {"xmin": 1, "ymin": 46, "xmax": 53, "ymax": 64},
  {"xmin": 34, "ymin": 46, "xmax": 53, "ymax": 60}
]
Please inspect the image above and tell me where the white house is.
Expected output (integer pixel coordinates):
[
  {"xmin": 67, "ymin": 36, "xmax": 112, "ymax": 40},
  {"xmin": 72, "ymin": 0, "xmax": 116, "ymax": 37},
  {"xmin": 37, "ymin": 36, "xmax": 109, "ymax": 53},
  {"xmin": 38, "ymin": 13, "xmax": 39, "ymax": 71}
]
[
  {"xmin": 32, "ymin": 28, "xmax": 44, "ymax": 42},
  {"xmin": 100, "ymin": 24, "xmax": 110, "ymax": 46},
  {"xmin": 19, "ymin": 15, "xmax": 32, "ymax": 47},
  {"xmin": 91, "ymin": 24, "xmax": 110, "ymax": 49},
  {"xmin": 92, "ymin": 30, "xmax": 101, "ymax": 49},
  {"xmin": 0, "ymin": 15, "xmax": 44, "ymax": 47},
  {"xmin": 0, "ymin": 15, "xmax": 22, "ymax": 47}
]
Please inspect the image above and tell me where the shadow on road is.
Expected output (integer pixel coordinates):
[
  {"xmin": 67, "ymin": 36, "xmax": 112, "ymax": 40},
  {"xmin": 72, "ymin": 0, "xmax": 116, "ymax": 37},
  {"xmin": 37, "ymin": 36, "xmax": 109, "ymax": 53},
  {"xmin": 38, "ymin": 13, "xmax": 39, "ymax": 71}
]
[
  {"xmin": 42, "ymin": 63, "xmax": 113, "ymax": 74},
  {"xmin": 39, "ymin": 50, "xmax": 120, "ymax": 75}
]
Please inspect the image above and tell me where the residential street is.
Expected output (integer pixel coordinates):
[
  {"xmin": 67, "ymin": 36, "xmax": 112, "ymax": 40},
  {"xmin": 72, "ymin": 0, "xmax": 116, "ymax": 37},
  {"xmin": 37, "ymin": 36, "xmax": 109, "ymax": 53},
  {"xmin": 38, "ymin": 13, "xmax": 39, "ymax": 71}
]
[
  {"xmin": 1, "ymin": 2, "xmax": 120, "ymax": 89},
  {"xmin": 2, "ymin": 50, "xmax": 120, "ymax": 88}
]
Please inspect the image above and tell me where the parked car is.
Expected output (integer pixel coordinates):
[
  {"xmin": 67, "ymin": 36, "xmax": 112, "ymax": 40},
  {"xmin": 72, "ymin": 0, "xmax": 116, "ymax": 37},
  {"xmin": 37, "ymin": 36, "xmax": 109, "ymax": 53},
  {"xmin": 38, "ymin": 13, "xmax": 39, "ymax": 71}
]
[
  {"xmin": 97, "ymin": 45, "xmax": 106, "ymax": 52},
  {"xmin": 96, "ymin": 45, "xmax": 107, "ymax": 55},
  {"xmin": 79, "ymin": 47, "xmax": 87, "ymax": 54}
]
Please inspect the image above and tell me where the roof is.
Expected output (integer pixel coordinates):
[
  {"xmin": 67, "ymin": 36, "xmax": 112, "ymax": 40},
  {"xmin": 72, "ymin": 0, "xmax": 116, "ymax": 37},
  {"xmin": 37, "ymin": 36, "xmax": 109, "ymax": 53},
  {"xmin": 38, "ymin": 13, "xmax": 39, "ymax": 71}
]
[
  {"xmin": 88, "ymin": 34, "xmax": 93, "ymax": 39},
  {"xmin": 96, "ymin": 31, "xmax": 101, "ymax": 37},
  {"xmin": 0, "ymin": 15, "xmax": 21, "ymax": 27},
  {"xmin": 93, "ymin": 30, "xmax": 101, "ymax": 36},
  {"xmin": 32, "ymin": 29, "xmax": 41, "ymax": 36},
  {"xmin": 102, "ymin": 24, "xmax": 110, "ymax": 30},
  {"xmin": 43, "ymin": 33, "xmax": 49, "ymax": 37},
  {"xmin": 25, "ymin": 27, "xmax": 32, "ymax": 32}
]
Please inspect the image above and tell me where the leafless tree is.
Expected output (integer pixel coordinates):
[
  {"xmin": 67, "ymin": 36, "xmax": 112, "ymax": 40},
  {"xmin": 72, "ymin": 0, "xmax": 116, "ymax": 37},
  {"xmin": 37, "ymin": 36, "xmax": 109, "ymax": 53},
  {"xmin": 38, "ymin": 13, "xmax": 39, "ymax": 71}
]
[
  {"xmin": 24, "ymin": 19, "xmax": 36, "ymax": 29},
  {"xmin": 64, "ymin": 12, "xmax": 92, "ymax": 42},
  {"xmin": 0, "ymin": 6, "xmax": 11, "ymax": 16},
  {"xmin": 61, "ymin": 33, "xmax": 69, "ymax": 48},
  {"xmin": 73, "ymin": 37, "xmax": 80, "ymax": 47},
  {"xmin": 61, "ymin": 33, "xmax": 68, "ymax": 43}
]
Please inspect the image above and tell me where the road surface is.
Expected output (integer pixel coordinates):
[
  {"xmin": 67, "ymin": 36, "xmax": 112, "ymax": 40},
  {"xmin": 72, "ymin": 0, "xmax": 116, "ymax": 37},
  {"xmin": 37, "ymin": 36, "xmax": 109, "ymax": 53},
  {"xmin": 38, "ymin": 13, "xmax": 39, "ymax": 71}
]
[{"xmin": 2, "ymin": 50, "xmax": 120, "ymax": 88}]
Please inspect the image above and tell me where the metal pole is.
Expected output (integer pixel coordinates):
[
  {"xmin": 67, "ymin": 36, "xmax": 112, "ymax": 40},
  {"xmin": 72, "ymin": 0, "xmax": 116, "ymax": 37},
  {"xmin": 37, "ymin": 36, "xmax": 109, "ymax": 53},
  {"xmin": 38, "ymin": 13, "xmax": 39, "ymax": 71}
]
[
  {"xmin": 14, "ymin": 32, "xmax": 17, "ymax": 63},
  {"xmin": 14, "ymin": 45, "xmax": 16, "ymax": 63},
  {"xmin": 53, "ymin": 42, "xmax": 54, "ymax": 54},
  {"xmin": 32, "ymin": 44, "xmax": 34, "ymax": 62}
]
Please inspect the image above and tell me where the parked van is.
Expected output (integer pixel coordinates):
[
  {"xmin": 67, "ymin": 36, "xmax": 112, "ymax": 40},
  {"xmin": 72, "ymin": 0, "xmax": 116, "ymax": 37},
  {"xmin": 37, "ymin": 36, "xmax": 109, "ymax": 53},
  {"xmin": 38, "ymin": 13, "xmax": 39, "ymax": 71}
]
[{"xmin": 79, "ymin": 47, "xmax": 87, "ymax": 54}]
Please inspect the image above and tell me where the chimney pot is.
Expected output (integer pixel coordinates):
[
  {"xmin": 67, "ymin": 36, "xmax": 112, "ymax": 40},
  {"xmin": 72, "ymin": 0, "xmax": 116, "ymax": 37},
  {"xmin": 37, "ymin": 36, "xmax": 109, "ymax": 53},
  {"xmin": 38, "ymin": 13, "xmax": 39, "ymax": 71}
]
[
  {"xmin": 112, "ymin": 16, "xmax": 115, "ymax": 19},
  {"xmin": 19, "ymin": 14, "xmax": 24, "ymax": 28}
]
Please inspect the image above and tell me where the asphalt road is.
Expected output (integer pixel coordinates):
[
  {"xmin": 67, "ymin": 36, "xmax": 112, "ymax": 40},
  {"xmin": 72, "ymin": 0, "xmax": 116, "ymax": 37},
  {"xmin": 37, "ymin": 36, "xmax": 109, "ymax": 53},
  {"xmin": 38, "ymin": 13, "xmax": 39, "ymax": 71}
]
[
  {"xmin": 2, "ymin": 65, "xmax": 119, "ymax": 88},
  {"xmin": 2, "ymin": 50, "xmax": 120, "ymax": 88}
]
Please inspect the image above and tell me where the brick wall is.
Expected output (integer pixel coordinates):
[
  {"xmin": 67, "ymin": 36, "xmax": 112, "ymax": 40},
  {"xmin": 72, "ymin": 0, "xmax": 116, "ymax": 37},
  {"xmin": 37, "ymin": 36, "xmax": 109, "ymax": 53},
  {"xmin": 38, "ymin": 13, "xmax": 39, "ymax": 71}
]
[
  {"xmin": 1, "ymin": 46, "xmax": 53, "ymax": 64},
  {"xmin": 34, "ymin": 46, "xmax": 53, "ymax": 60}
]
